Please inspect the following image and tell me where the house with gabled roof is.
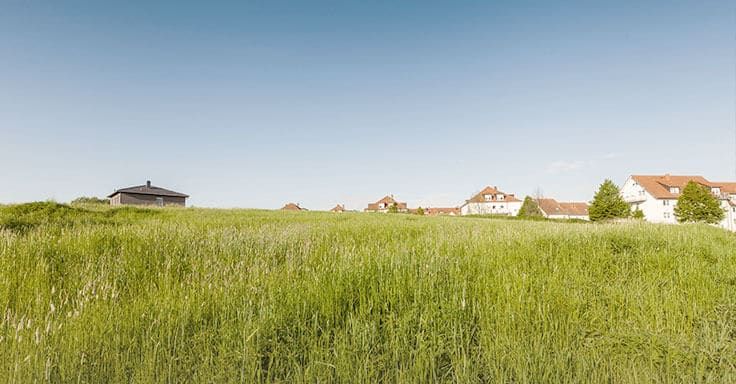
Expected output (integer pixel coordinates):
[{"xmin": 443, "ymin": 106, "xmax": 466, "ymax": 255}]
[
  {"xmin": 425, "ymin": 207, "xmax": 460, "ymax": 216},
  {"xmin": 108, "ymin": 180, "xmax": 188, "ymax": 207},
  {"xmin": 621, "ymin": 174, "xmax": 735, "ymax": 231},
  {"xmin": 281, "ymin": 203, "xmax": 307, "ymax": 211},
  {"xmin": 365, "ymin": 195, "xmax": 408, "ymax": 213},
  {"xmin": 460, "ymin": 186, "xmax": 522, "ymax": 216},
  {"xmin": 536, "ymin": 198, "xmax": 589, "ymax": 220},
  {"xmin": 330, "ymin": 204, "xmax": 346, "ymax": 213}
]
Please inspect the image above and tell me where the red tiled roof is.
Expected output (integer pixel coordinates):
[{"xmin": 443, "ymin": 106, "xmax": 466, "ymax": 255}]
[
  {"xmin": 715, "ymin": 182, "xmax": 736, "ymax": 194},
  {"xmin": 366, "ymin": 195, "xmax": 407, "ymax": 211},
  {"xmin": 426, "ymin": 207, "xmax": 460, "ymax": 216},
  {"xmin": 537, "ymin": 198, "xmax": 589, "ymax": 216},
  {"xmin": 330, "ymin": 204, "xmax": 345, "ymax": 212},
  {"xmin": 281, "ymin": 203, "xmax": 305, "ymax": 211},
  {"xmin": 465, "ymin": 186, "xmax": 521, "ymax": 203},
  {"xmin": 632, "ymin": 175, "xmax": 718, "ymax": 199}
]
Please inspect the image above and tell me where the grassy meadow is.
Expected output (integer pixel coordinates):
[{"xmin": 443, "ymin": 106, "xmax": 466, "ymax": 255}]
[{"xmin": 1, "ymin": 202, "xmax": 735, "ymax": 383}]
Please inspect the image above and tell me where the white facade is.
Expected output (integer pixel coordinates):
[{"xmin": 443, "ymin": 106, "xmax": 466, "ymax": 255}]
[
  {"xmin": 621, "ymin": 176, "xmax": 736, "ymax": 232},
  {"xmin": 460, "ymin": 186, "xmax": 522, "ymax": 216},
  {"xmin": 460, "ymin": 201, "xmax": 522, "ymax": 216}
]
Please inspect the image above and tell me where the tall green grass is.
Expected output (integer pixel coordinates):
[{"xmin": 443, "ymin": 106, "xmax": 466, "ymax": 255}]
[{"xmin": 1, "ymin": 203, "xmax": 735, "ymax": 382}]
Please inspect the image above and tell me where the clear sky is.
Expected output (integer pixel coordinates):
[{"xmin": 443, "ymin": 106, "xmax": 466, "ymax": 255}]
[{"xmin": 1, "ymin": 1, "xmax": 734, "ymax": 209}]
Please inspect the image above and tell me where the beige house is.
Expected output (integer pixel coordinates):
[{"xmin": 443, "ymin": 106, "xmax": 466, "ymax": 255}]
[
  {"xmin": 108, "ymin": 181, "xmax": 188, "ymax": 207},
  {"xmin": 460, "ymin": 186, "xmax": 522, "ymax": 216},
  {"xmin": 365, "ymin": 195, "xmax": 408, "ymax": 213}
]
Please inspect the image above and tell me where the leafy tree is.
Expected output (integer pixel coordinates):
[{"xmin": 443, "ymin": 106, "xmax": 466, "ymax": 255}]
[
  {"xmin": 674, "ymin": 181, "xmax": 724, "ymax": 224},
  {"xmin": 517, "ymin": 196, "xmax": 543, "ymax": 218},
  {"xmin": 589, "ymin": 179, "xmax": 630, "ymax": 221},
  {"xmin": 415, "ymin": 207, "xmax": 425, "ymax": 215},
  {"xmin": 632, "ymin": 208, "xmax": 645, "ymax": 220},
  {"xmin": 388, "ymin": 203, "xmax": 399, "ymax": 214}
]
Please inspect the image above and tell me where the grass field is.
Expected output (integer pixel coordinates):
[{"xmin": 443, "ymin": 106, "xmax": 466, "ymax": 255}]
[{"xmin": 1, "ymin": 202, "xmax": 735, "ymax": 383}]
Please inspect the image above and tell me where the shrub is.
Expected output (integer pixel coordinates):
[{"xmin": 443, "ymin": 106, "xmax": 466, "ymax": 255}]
[
  {"xmin": 518, "ymin": 196, "xmax": 544, "ymax": 218},
  {"xmin": 71, "ymin": 196, "xmax": 110, "ymax": 205},
  {"xmin": 632, "ymin": 208, "xmax": 645, "ymax": 220}
]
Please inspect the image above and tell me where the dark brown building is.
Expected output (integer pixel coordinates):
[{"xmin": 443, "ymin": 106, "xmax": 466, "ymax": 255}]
[{"xmin": 108, "ymin": 181, "xmax": 188, "ymax": 207}]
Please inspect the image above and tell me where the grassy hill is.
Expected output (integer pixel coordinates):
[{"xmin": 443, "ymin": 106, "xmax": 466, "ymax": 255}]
[{"xmin": 1, "ymin": 203, "xmax": 735, "ymax": 382}]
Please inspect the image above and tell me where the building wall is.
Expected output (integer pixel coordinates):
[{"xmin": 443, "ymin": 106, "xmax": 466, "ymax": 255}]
[
  {"xmin": 460, "ymin": 201, "xmax": 522, "ymax": 216},
  {"xmin": 621, "ymin": 176, "xmax": 734, "ymax": 231},
  {"xmin": 621, "ymin": 177, "xmax": 676, "ymax": 224},
  {"xmin": 113, "ymin": 193, "xmax": 186, "ymax": 207}
]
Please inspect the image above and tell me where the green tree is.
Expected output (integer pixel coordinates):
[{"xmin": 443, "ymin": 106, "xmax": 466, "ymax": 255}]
[
  {"xmin": 589, "ymin": 179, "xmax": 630, "ymax": 221},
  {"xmin": 674, "ymin": 181, "xmax": 724, "ymax": 224},
  {"xmin": 517, "ymin": 196, "xmax": 544, "ymax": 218},
  {"xmin": 388, "ymin": 203, "xmax": 399, "ymax": 214},
  {"xmin": 632, "ymin": 208, "xmax": 645, "ymax": 220},
  {"xmin": 415, "ymin": 206, "xmax": 425, "ymax": 215}
]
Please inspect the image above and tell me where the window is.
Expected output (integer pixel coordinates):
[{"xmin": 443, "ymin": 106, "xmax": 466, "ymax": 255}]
[
  {"xmin": 498, "ymin": 194, "xmax": 505, "ymax": 201},
  {"xmin": 712, "ymin": 188, "xmax": 721, "ymax": 195},
  {"xmin": 155, "ymin": 197, "xmax": 164, "ymax": 207},
  {"xmin": 484, "ymin": 194, "xmax": 492, "ymax": 201},
  {"xmin": 663, "ymin": 200, "xmax": 670, "ymax": 206},
  {"xmin": 664, "ymin": 212, "xmax": 671, "ymax": 219},
  {"xmin": 669, "ymin": 187, "xmax": 679, "ymax": 194}
]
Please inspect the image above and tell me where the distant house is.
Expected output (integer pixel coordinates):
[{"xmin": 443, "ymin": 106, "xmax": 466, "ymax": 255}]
[
  {"xmin": 460, "ymin": 186, "xmax": 522, "ymax": 216},
  {"xmin": 425, "ymin": 207, "xmax": 460, "ymax": 216},
  {"xmin": 365, "ymin": 195, "xmax": 408, "ymax": 213},
  {"xmin": 621, "ymin": 174, "xmax": 736, "ymax": 231},
  {"xmin": 108, "ymin": 181, "xmax": 188, "ymax": 207},
  {"xmin": 536, "ymin": 198, "xmax": 589, "ymax": 220},
  {"xmin": 330, "ymin": 204, "xmax": 346, "ymax": 213},
  {"xmin": 281, "ymin": 203, "xmax": 307, "ymax": 211}
]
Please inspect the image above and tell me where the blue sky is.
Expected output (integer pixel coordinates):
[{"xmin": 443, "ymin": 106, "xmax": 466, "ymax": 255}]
[{"xmin": 1, "ymin": 1, "xmax": 734, "ymax": 209}]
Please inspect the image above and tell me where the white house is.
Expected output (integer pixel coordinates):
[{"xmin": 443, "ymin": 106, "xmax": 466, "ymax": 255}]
[
  {"xmin": 460, "ymin": 186, "xmax": 522, "ymax": 216},
  {"xmin": 536, "ymin": 198, "xmax": 590, "ymax": 220},
  {"xmin": 620, "ymin": 174, "xmax": 736, "ymax": 232}
]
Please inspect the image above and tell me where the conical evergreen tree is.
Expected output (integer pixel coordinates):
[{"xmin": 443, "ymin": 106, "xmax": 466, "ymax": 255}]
[
  {"xmin": 674, "ymin": 181, "xmax": 724, "ymax": 224},
  {"xmin": 589, "ymin": 179, "xmax": 630, "ymax": 221}
]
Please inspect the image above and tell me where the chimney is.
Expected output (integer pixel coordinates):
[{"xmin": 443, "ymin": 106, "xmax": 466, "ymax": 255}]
[
  {"xmin": 146, "ymin": 180, "xmax": 151, "ymax": 188},
  {"xmin": 664, "ymin": 174, "xmax": 671, "ymax": 181}
]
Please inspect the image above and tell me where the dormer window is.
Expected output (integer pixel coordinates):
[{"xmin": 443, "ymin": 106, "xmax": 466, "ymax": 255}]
[
  {"xmin": 712, "ymin": 188, "xmax": 721, "ymax": 195},
  {"xmin": 669, "ymin": 187, "xmax": 679, "ymax": 194},
  {"xmin": 484, "ymin": 194, "xmax": 492, "ymax": 201},
  {"xmin": 498, "ymin": 194, "xmax": 505, "ymax": 201}
]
